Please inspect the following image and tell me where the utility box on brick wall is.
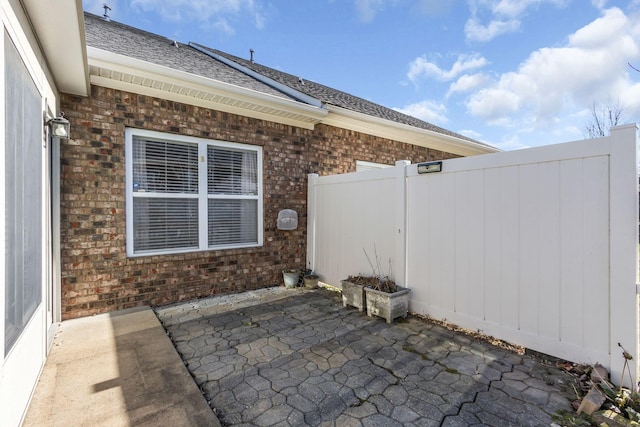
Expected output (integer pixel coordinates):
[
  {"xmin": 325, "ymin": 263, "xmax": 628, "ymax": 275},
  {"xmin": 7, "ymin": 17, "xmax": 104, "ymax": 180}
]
[{"xmin": 277, "ymin": 209, "xmax": 298, "ymax": 230}]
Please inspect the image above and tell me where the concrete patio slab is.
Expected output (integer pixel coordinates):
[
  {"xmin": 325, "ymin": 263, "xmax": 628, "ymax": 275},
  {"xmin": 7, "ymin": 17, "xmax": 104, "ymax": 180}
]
[
  {"xmin": 156, "ymin": 287, "xmax": 579, "ymax": 426},
  {"xmin": 23, "ymin": 306, "xmax": 220, "ymax": 427}
]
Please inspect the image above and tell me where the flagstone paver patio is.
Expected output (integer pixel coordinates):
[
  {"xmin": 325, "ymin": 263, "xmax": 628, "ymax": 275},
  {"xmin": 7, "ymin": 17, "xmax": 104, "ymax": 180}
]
[{"xmin": 155, "ymin": 287, "xmax": 577, "ymax": 426}]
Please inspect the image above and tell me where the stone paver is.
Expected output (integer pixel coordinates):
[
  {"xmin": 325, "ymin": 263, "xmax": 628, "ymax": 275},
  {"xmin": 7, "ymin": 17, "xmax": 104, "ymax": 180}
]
[{"xmin": 155, "ymin": 287, "xmax": 578, "ymax": 426}]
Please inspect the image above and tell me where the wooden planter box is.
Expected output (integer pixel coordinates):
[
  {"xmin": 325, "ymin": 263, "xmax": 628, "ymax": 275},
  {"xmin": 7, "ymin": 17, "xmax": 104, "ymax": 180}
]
[
  {"xmin": 364, "ymin": 287, "xmax": 411, "ymax": 324},
  {"xmin": 341, "ymin": 280, "xmax": 366, "ymax": 312}
]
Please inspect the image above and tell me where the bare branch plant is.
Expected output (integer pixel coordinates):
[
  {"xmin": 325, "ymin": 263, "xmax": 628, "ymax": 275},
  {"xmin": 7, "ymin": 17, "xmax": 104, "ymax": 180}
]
[{"xmin": 584, "ymin": 100, "xmax": 625, "ymax": 139}]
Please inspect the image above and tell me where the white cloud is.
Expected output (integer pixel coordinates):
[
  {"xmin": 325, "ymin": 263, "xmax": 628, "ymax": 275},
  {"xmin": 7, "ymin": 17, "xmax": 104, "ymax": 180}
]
[
  {"xmin": 393, "ymin": 100, "xmax": 448, "ymax": 126},
  {"xmin": 492, "ymin": 134, "xmax": 530, "ymax": 151},
  {"xmin": 569, "ymin": 6, "xmax": 628, "ymax": 48},
  {"xmin": 464, "ymin": 17, "xmax": 520, "ymax": 43},
  {"xmin": 465, "ymin": 7, "xmax": 640, "ymax": 130},
  {"xmin": 457, "ymin": 128, "xmax": 483, "ymax": 140},
  {"xmin": 210, "ymin": 19, "xmax": 236, "ymax": 35},
  {"xmin": 552, "ymin": 124, "xmax": 584, "ymax": 141},
  {"xmin": 407, "ymin": 54, "xmax": 488, "ymax": 83},
  {"xmin": 129, "ymin": 0, "xmax": 268, "ymax": 32},
  {"xmin": 491, "ymin": 0, "xmax": 569, "ymax": 18},
  {"xmin": 466, "ymin": 87, "xmax": 520, "ymax": 125},
  {"xmin": 354, "ymin": 0, "xmax": 385, "ymax": 22},
  {"xmin": 491, "ymin": 0, "xmax": 537, "ymax": 18},
  {"xmin": 621, "ymin": 82, "xmax": 640, "ymax": 121},
  {"xmin": 447, "ymin": 73, "xmax": 491, "ymax": 96},
  {"xmin": 591, "ymin": 0, "xmax": 609, "ymax": 10},
  {"xmin": 465, "ymin": 0, "xmax": 570, "ymax": 43}
]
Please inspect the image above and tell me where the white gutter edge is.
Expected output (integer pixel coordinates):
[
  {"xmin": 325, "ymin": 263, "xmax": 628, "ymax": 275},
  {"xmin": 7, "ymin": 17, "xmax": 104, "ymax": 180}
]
[
  {"xmin": 326, "ymin": 105, "xmax": 501, "ymax": 155},
  {"xmin": 86, "ymin": 47, "xmax": 499, "ymax": 156},
  {"xmin": 189, "ymin": 43, "xmax": 325, "ymax": 110},
  {"xmin": 194, "ymin": 45, "xmax": 497, "ymax": 156},
  {"xmin": 68, "ymin": 0, "xmax": 91, "ymax": 96},
  {"xmin": 22, "ymin": 0, "xmax": 90, "ymax": 96},
  {"xmin": 86, "ymin": 46, "xmax": 328, "ymax": 119}
]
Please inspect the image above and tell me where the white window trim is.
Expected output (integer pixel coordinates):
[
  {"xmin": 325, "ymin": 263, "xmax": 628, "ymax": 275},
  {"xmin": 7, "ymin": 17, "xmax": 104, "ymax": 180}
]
[
  {"xmin": 125, "ymin": 128, "xmax": 263, "ymax": 257},
  {"xmin": 355, "ymin": 160, "xmax": 393, "ymax": 172}
]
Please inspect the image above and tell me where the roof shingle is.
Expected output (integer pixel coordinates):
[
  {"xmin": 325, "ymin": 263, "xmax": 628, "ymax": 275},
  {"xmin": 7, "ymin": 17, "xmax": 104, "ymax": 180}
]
[
  {"xmin": 84, "ymin": 13, "xmax": 295, "ymax": 101},
  {"xmin": 84, "ymin": 12, "xmax": 492, "ymax": 148},
  {"xmin": 195, "ymin": 45, "xmax": 484, "ymax": 145}
]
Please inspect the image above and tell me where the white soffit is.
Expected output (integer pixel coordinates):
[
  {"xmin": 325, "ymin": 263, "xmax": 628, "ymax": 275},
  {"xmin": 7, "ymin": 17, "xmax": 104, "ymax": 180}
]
[
  {"xmin": 323, "ymin": 106, "xmax": 500, "ymax": 157},
  {"xmin": 22, "ymin": 0, "xmax": 89, "ymax": 96},
  {"xmin": 87, "ymin": 47, "xmax": 327, "ymax": 130}
]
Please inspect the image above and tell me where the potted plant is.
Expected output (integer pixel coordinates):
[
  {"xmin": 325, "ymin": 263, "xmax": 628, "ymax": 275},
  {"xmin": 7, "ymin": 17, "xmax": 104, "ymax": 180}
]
[
  {"xmin": 282, "ymin": 269, "xmax": 299, "ymax": 288},
  {"xmin": 344, "ymin": 247, "xmax": 410, "ymax": 323},
  {"xmin": 341, "ymin": 276, "xmax": 368, "ymax": 312},
  {"xmin": 303, "ymin": 272, "xmax": 320, "ymax": 289},
  {"xmin": 363, "ymin": 279, "xmax": 410, "ymax": 324}
]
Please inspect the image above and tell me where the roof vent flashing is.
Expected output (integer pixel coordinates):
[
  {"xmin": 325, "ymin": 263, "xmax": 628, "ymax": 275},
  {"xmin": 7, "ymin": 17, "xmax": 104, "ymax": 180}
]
[
  {"xmin": 188, "ymin": 42, "xmax": 324, "ymax": 109},
  {"xmin": 103, "ymin": 4, "xmax": 111, "ymax": 21}
]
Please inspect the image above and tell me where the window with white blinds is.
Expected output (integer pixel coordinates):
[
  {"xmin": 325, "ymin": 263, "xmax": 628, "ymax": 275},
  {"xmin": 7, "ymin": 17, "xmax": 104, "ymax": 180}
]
[{"xmin": 126, "ymin": 129, "xmax": 262, "ymax": 256}]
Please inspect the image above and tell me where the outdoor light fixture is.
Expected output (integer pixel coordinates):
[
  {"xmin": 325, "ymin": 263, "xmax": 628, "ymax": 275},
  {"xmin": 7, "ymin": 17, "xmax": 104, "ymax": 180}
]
[
  {"xmin": 417, "ymin": 161, "xmax": 442, "ymax": 174},
  {"xmin": 48, "ymin": 113, "xmax": 70, "ymax": 139}
]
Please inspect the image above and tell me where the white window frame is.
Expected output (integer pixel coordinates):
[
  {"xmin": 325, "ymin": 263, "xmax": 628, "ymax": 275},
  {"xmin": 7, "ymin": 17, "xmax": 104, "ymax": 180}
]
[
  {"xmin": 125, "ymin": 128, "xmax": 263, "ymax": 257},
  {"xmin": 356, "ymin": 160, "xmax": 392, "ymax": 172}
]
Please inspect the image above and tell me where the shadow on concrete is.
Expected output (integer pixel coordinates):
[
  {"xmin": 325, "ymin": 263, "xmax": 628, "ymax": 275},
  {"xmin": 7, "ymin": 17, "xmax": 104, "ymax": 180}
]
[
  {"xmin": 23, "ymin": 307, "xmax": 220, "ymax": 426},
  {"xmin": 110, "ymin": 307, "xmax": 220, "ymax": 426}
]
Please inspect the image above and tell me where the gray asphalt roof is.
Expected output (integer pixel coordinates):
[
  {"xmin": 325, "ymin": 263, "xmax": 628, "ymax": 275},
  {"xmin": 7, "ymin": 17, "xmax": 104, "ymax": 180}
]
[
  {"xmin": 194, "ymin": 45, "xmax": 485, "ymax": 145},
  {"xmin": 84, "ymin": 13, "xmax": 295, "ymax": 101},
  {"xmin": 84, "ymin": 12, "xmax": 489, "ymax": 147}
]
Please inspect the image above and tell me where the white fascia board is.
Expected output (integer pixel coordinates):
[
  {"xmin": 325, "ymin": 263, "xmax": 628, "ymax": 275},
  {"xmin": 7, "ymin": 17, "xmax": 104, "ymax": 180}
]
[
  {"xmin": 87, "ymin": 47, "xmax": 327, "ymax": 127},
  {"xmin": 323, "ymin": 105, "xmax": 500, "ymax": 157},
  {"xmin": 22, "ymin": 0, "xmax": 89, "ymax": 96},
  {"xmin": 89, "ymin": 74, "xmax": 320, "ymax": 130}
]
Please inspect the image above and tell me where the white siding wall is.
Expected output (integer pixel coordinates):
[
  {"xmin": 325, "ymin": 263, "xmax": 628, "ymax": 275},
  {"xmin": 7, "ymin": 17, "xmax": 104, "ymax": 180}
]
[{"xmin": 308, "ymin": 126, "xmax": 639, "ymax": 387}]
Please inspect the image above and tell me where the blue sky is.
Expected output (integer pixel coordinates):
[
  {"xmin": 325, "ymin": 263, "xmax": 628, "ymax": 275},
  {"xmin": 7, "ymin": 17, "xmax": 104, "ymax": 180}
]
[{"xmin": 82, "ymin": 0, "xmax": 640, "ymax": 151}]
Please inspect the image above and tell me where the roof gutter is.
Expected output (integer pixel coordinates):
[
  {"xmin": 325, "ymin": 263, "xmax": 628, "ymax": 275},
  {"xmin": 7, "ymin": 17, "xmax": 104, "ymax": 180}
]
[
  {"xmin": 324, "ymin": 105, "xmax": 501, "ymax": 157},
  {"xmin": 188, "ymin": 44, "xmax": 497, "ymax": 156},
  {"xmin": 87, "ymin": 46, "xmax": 327, "ymax": 117},
  {"xmin": 189, "ymin": 42, "xmax": 325, "ymax": 110},
  {"xmin": 22, "ymin": 0, "xmax": 90, "ymax": 95}
]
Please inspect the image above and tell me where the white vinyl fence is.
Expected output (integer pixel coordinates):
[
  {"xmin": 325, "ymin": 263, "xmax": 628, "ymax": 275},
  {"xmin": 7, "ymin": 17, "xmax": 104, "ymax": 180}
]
[{"xmin": 307, "ymin": 125, "xmax": 639, "ymax": 387}]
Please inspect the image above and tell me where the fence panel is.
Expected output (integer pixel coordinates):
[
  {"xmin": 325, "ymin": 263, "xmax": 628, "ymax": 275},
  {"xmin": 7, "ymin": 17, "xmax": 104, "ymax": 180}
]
[
  {"xmin": 307, "ymin": 166, "xmax": 400, "ymax": 287},
  {"xmin": 307, "ymin": 125, "xmax": 638, "ymax": 386},
  {"xmin": 406, "ymin": 145, "xmax": 611, "ymax": 366}
]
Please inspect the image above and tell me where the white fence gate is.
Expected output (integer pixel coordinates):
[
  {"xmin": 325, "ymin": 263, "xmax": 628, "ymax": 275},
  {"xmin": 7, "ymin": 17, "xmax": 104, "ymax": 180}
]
[{"xmin": 307, "ymin": 125, "xmax": 639, "ymax": 387}]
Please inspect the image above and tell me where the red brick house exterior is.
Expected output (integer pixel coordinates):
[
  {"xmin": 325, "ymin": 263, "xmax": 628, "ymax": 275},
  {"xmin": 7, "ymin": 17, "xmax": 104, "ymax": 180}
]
[{"xmin": 59, "ymin": 14, "xmax": 497, "ymax": 319}]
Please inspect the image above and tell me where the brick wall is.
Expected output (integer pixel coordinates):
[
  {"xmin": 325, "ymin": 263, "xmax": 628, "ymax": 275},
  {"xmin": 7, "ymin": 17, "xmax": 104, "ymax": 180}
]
[{"xmin": 59, "ymin": 86, "xmax": 458, "ymax": 319}]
